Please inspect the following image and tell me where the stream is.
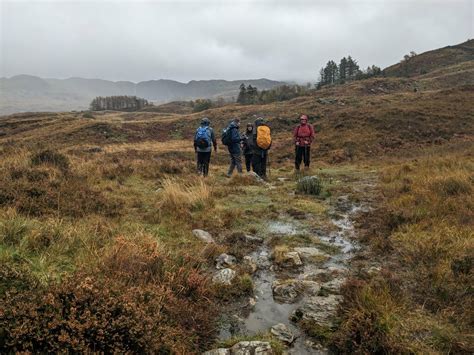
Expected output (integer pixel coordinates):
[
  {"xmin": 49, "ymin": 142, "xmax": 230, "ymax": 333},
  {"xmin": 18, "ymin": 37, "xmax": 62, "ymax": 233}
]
[{"xmin": 218, "ymin": 195, "xmax": 364, "ymax": 353}]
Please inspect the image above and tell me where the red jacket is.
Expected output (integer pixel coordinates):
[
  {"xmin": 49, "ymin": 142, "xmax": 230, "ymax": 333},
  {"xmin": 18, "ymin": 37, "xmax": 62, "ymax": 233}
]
[{"xmin": 293, "ymin": 123, "xmax": 315, "ymax": 146}]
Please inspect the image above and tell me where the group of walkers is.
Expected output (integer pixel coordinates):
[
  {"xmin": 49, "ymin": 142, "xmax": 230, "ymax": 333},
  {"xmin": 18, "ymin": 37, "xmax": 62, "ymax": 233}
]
[{"xmin": 194, "ymin": 114, "xmax": 315, "ymax": 179}]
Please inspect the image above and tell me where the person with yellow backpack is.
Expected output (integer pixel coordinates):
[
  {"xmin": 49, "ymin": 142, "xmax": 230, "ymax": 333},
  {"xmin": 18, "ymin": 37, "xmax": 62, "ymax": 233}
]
[{"xmin": 252, "ymin": 117, "xmax": 272, "ymax": 179}]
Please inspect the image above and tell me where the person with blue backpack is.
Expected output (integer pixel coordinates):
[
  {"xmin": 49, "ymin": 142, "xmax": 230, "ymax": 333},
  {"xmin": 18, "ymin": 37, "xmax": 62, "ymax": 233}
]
[
  {"xmin": 194, "ymin": 117, "xmax": 217, "ymax": 177},
  {"xmin": 221, "ymin": 117, "xmax": 242, "ymax": 177}
]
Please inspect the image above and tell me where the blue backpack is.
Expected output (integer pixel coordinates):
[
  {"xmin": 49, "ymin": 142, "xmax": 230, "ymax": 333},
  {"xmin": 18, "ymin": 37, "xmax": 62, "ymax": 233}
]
[{"xmin": 195, "ymin": 126, "xmax": 211, "ymax": 149}]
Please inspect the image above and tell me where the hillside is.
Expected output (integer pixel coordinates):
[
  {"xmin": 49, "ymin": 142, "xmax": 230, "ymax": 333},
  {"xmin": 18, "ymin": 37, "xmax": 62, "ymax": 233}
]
[
  {"xmin": 1, "ymin": 41, "xmax": 473, "ymax": 354},
  {"xmin": 384, "ymin": 39, "xmax": 474, "ymax": 77},
  {"xmin": 0, "ymin": 76, "xmax": 284, "ymax": 115}
]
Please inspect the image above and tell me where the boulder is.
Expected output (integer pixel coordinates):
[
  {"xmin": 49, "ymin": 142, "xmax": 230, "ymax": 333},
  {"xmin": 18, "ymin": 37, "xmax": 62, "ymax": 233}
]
[
  {"xmin": 212, "ymin": 268, "xmax": 236, "ymax": 285},
  {"xmin": 243, "ymin": 256, "xmax": 258, "ymax": 273},
  {"xmin": 270, "ymin": 323, "xmax": 295, "ymax": 344},
  {"xmin": 216, "ymin": 253, "xmax": 237, "ymax": 269},
  {"xmin": 280, "ymin": 251, "xmax": 303, "ymax": 268},
  {"xmin": 321, "ymin": 277, "xmax": 345, "ymax": 294},
  {"xmin": 193, "ymin": 229, "xmax": 215, "ymax": 243},
  {"xmin": 230, "ymin": 341, "xmax": 272, "ymax": 354},
  {"xmin": 272, "ymin": 279, "xmax": 302, "ymax": 303},
  {"xmin": 203, "ymin": 349, "xmax": 230, "ymax": 355},
  {"xmin": 293, "ymin": 247, "xmax": 328, "ymax": 262},
  {"xmin": 291, "ymin": 295, "xmax": 342, "ymax": 327}
]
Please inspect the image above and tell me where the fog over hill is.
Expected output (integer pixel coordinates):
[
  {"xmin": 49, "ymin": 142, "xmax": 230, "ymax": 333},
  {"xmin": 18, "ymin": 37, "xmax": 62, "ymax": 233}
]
[{"xmin": 0, "ymin": 76, "xmax": 284, "ymax": 115}]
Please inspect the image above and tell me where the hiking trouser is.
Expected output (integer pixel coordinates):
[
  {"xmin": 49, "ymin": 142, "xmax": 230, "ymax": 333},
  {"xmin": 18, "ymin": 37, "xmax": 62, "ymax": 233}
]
[
  {"xmin": 227, "ymin": 151, "xmax": 242, "ymax": 176},
  {"xmin": 197, "ymin": 151, "xmax": 211, "ymax": 176},
  {"xmin": 244, "ymin": 154, "xmax": 253, "ymax": 172},
  {"xmin": 252, "ymin": 151, "xmax": 268, "ymax": 178},
  {"xmin": 295, "ymin": 145, "xmax": 310, "ymax": 170}
]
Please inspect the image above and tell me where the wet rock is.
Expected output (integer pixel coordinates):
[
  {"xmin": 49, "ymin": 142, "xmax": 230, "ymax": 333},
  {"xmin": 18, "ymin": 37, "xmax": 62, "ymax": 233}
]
[
  {"xmin": 280, "ymin": 251, "xmax": 303, "ymax": 268},
  {"xmin": 203, "ymin": 349, "xmax": 230, "ymax": 355},
  {"xmin": 244, "ymin": 235, "xmax": 264, "ymax": 244},
  {"xmin": 255, "ymin": 249, "xmax": 271, "ymax": 269},
  {"xmin": 193, "ymin": 229, "xmax": 215, "ymax": 243},
  {"xmin": 212, "ymin": 268, "xmax": 236, "ymax": 285},
  {"xmin": 230, "ymin": 341, "xmax": 272, "ymax": 354},
  {"xmin": 293, "ymin": 247, "xmax": 328, "ymax": 261},
  {"xmin": 271, "ymin": 323, "xmax": 295, "ymax": 344},
  {"xmin": 243, "ymin": 255, "xmax": 258, "ymax": 273},
  {"xmin": 291, "ymin": 295, "xmax": 342, "ymax": 327},
  {"xmin": 216, "ymin": 253, "xmax": 237, "ymax": 269},
  {"xmin": 272, "ymin": 279, "xmax": 302, "ymax": 303},
  {"xmin": 301, "ymin": 280, "xmax": 321, "ymax": 295},
  {"xmin": 321, "ymin": 277, "xmax": 345, "ymax": 294}
]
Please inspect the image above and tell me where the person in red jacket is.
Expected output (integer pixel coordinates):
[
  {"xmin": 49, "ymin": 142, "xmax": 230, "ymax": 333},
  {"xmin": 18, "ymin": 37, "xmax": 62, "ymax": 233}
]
[{"xmin": 293, "ymin": 114, "xmax": 315, "ymax": 171}]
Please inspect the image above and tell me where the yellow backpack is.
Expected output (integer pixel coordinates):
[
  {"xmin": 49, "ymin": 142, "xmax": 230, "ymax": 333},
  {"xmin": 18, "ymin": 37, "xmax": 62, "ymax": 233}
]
[{"xmin": 256, "ymin": 124, "xmax": 272, "ymax": 150}]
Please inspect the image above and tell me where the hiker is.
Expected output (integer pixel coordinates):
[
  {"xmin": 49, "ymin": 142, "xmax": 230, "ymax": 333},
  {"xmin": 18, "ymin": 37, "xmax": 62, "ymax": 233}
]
[
  {"xmin": 293, "ymin": 114, "xmax": 315, "ymax": 171},
  {"xmin": 241, "ymin": 123, "xmax": 255, "ymax": 172},
  {"xmin": 222, "ymin": 118, "xmax": 242, "ymax": 177},
  {"xmin": 252, "ymin": 117, "xmax": 272, "ymax": 179},
  {"xmin": 194, "ymin": 117, "xmax": 217, "ymax": 177}
]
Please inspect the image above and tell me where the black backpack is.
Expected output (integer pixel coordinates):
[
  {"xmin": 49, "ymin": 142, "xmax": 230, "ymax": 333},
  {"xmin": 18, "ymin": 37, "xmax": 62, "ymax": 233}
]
[{"xmin": 221, "ymin": 125, "xmax": 233, "ymax": 146}]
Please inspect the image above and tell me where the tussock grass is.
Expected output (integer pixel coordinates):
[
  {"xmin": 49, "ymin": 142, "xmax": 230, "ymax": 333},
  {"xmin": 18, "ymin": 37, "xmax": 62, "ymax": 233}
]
[
  {"xmin": 158, "ymin": 177, "xmax": 213, "ymax": 215},
  {"xmin": 335, "ymin": 151, "xmax": 474, "ymax": 353}
]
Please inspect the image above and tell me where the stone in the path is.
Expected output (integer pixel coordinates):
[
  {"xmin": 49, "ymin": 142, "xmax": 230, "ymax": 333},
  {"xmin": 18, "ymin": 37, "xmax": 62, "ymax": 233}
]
[
  {"xmin": 231, "ymin": 341, "xmax": 272, "ymax": 354},
  {"xmin": 192, "ymin": 229, "xmax": 215, "ymax": 243},
  {"xmin": 216, "ymin": 253, "xmax": 237, "ymax": 269},
  {"xmin": 272, "ymin": 279, "xmax": 302, "ymax": 303},
  {"xmin": 243, "ymin": 256, "xmax": 258, "ymax": 273},
  {"xmin": 244, "ymin": 234, "xmax": 264, "ymax": 244},
  {"xmin": 203, "ymin": 349, "xmax": 230, "ymax": 355},
  {"xmin": 291, "ymin": 295, "xmax": 342, "ymax": 327},
  {"xmin": 321, "ymin": 277, "xmax": 345, "ymax": 294},
  {"xmin": 212, "ymin": 268, "xmax": 236, "ymax": 285},
  {"xmin": 281, "ymin": 251, "xmax": 303, "ymax": 268},
  {"xmin": 301, "ymin": 280, "xmax": 321, "ymax": 296},
  {"xmin": 271, "ymin": 323, "xmax": 295, "ymax": 344},
  {"xmin": 293, "ymin": 247, "xmax": 329, "ymax": 262}
]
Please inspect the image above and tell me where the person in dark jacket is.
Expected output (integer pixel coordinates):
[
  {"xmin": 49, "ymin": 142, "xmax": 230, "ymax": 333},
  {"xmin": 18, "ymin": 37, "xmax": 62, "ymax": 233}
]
[
  {"xmin": 293, "ymin": 114, "xmax": 315, "ymax": 171},
  {"xmin": 241, "ymin": 123, "xmax": 254, "ymax": 172},
  {"xmin": 194, "ymin": 117, "xmax": 217, "ymax": 177},
  {"xmin": 226, "ymin": 118, "xmax": 242, "ymax": 177},
  {"xmin": 252, "ymin": 117, "xmax": 271, "ymax": 179}
]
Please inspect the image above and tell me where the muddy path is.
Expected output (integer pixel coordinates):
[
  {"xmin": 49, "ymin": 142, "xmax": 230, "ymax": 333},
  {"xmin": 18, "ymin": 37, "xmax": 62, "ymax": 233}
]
[{"xmin": 210, "ymin": 172, "xmax": 378, "ymax": 354}]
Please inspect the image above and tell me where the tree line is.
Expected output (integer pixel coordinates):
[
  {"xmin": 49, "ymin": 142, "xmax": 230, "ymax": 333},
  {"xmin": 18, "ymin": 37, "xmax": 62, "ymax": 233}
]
[
  {"xmin": 236, "ymin": 83, "xmax": 311, "ymax": 105},
  {"xmin": 90, "ymin": 96, "xmax": 149, "ymax": 111},
  {"xmin": 317, "ymin": 56, "xmax": 381, "ymax": 88}
]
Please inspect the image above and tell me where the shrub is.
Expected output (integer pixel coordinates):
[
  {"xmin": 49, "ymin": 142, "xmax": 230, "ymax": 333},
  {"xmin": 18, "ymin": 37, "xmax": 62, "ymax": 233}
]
[
  {"xmin": 431, "ymin": 176, "xmax": 472, "ymax": 197},
  {"xmin": 296, "ymin": 176, "xmax": 323, "ymax": 195},
  {"xmin": 31, "ymin": 150, "xmax": 70, "ymax": 172},
  {"xmin": 0, "ymin": 235, "xmax": 217, "ymax": 353}
]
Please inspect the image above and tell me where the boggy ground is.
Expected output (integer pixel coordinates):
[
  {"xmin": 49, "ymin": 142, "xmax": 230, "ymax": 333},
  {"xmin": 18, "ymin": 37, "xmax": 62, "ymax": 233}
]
[{"xmin": 1, "ymin": 58, "xmax": 473, "ymax": 352}]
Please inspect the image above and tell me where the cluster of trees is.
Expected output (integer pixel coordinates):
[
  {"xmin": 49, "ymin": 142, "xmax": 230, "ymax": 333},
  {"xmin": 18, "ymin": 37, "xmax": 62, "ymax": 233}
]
[
  {"xmin": 317, "ymin": 56, "xmax": 382, "ymax": 88},
  {"xmin": 89, "ymin": 96, "xmax": 149, "ymax": 111},
  {"xmin": 236, "ymin": 83, "xmax": 310, "ymax": 105}
]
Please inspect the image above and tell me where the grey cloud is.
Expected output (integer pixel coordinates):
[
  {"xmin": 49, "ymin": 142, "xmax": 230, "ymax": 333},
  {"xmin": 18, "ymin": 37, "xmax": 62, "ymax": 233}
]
[{"xmin": 1, "ymin": 0, "xmax": 472, "ymax": 83}]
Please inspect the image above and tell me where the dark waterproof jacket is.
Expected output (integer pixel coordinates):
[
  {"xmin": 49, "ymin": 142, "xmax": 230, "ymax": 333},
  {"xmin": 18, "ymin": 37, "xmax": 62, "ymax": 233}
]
[
  {"xmin": 242, "ymin": 131, "xmax": 255, "ymax": 155},
  {"xmin": 227, "ymin": 121, "xmax": 241, "ymax": 154}
]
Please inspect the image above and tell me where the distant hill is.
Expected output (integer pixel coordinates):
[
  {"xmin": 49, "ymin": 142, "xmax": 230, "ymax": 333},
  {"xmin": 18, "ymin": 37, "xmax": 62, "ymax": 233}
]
[
  {"xmin": 0, "ymin": 76, "xmax": 284, "ymax": 115},
  {"xmin": 383, "ymin": 39, "xmax": 474, "ymax": 77}
]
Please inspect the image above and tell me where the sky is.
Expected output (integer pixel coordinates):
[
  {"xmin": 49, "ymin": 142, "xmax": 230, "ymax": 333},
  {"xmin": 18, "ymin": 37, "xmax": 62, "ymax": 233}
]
[{"xmin": 1, "ymin": 0, "xmax": 473, "ymax": 83}]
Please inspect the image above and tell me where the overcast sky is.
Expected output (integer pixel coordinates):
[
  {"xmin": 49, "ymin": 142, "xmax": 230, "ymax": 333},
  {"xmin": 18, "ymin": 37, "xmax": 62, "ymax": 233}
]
[{"xmin": 1, "ymin": 0, "xmax": 473, "ymax": 83}]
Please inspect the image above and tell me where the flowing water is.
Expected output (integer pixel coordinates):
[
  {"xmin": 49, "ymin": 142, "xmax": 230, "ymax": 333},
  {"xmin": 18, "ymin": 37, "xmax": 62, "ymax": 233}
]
[{"xmin": 218, "ymin": 195, "xmax": 363, "ymax": 353}]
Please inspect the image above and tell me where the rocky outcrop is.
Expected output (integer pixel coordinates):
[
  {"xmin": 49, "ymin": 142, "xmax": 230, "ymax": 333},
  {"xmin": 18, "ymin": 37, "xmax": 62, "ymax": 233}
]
[
  {"xmin": 203, "ymin": 341, "xmax": 272, "ymax": 355},
  {"xmin": 270, "ymin": 323, "xmax": 295, "ymax": 344},
  {"xmin": 212, "ymin": 268, "xmax": 236, "ymax": 285},
  {"xmin": 193, "ymin": 229, "xmax": 215, "ymax": 243}
]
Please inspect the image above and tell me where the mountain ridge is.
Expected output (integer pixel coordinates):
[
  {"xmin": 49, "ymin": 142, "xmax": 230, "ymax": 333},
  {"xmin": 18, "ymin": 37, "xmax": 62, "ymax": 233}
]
[{"xmin": 0, "ymin": 76, "xmax": 285, "ymax": 115}]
